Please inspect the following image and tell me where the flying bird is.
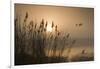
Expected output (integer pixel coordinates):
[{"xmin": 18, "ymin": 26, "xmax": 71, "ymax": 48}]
[
  {"xmin": 79, "ymin": 23, "xmax": 83, "ymax": 26},
  {"xmin": 76, "ymin": 23, "xmax": 83, "ymax": 27}
]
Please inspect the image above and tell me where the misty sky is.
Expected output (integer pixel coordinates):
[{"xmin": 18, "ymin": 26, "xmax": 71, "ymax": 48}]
[{"xmin": 15, "ymin": 4, "xmax": 94, "ymax": 41}]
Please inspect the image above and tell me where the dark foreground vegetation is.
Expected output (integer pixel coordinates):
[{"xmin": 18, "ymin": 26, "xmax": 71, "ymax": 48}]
[{"xmin": 15, "ymin": 12, "xmax": 93, "ymax": 65}]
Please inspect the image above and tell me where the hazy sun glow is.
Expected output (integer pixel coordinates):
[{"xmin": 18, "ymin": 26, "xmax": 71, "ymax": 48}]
[{"xmin": 47, "ymin": 24, "xmax": 52, "ymax": 32}]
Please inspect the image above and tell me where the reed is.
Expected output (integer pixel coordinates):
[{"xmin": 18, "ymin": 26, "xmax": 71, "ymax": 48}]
[{"xmin": 15, "ymin": 12, "xmax": 76, "ymax": 64}]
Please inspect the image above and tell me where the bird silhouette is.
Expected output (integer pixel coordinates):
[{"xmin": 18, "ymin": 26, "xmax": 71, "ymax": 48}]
[
  {"xmin": 79, "ymin": 23, "xmax": 83, "ymax": 26},
  {"xmin": 76, "ymin": 23, "xmax": 83, "ymax": 27}
]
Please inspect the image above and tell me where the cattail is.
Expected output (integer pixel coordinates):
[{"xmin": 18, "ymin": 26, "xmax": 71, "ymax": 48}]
[
  {"xmin": 35, "ymin": 23, "xmax": 37, "ymax": 29},
  {"xmin": 55, "ymin": 25, "xmax": 57, "ymax": 32},
  {"xmin": 38, "ymin": 30, "xmax": 40, "ymax": 34},
  {"xmin": 41, "ymin": 19, "xmax": 44, "ymax": 28},
  {"xmin": 41, "ymin": 19, "xmax": 44, "ymax": 24},
  {"xmin": 45, "ymin": 21, "xmax": 48, "ymax": 27},
  {"xmin": 25, "ymin": 12, "xmax": 28, "ymax": 19},
  {"xmin": 39, "ymin": 23, "xmax": 42, "ymax": 29},
  {"xmin": 66, "ymin": 33, "xmax": 70, "ymax": 38},
  {"xmin": 30, "ymin": 20, "xmax": 33, "ymax": 27},
  {"xmin": 39, "ymin": 19, "xmax": 43, "ymax": 28},
  {"xmin": 57, "ymin": 31, "xmax": 60, "ymax": 36},
  {"xmin": 24, "ymin": 12, "xmax": 28, "ymax": 22},
  {"xmin": 52, "ymin": 21, "xmax": 54, "ymax": 28}
]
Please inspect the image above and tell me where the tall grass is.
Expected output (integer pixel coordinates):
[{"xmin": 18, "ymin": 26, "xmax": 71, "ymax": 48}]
[{"xmin": 15, "ymin": 12, "xmax": 76, "ymax": 64}]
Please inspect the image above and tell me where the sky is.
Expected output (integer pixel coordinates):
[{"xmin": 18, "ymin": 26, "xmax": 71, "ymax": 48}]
[
  {"xmin": 15, "ymin": 4, "xmax": 94, "ymax": 48},
  {"xmin": 15, "ymin": 4, "xmax": 94, "ymax": 39}
]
